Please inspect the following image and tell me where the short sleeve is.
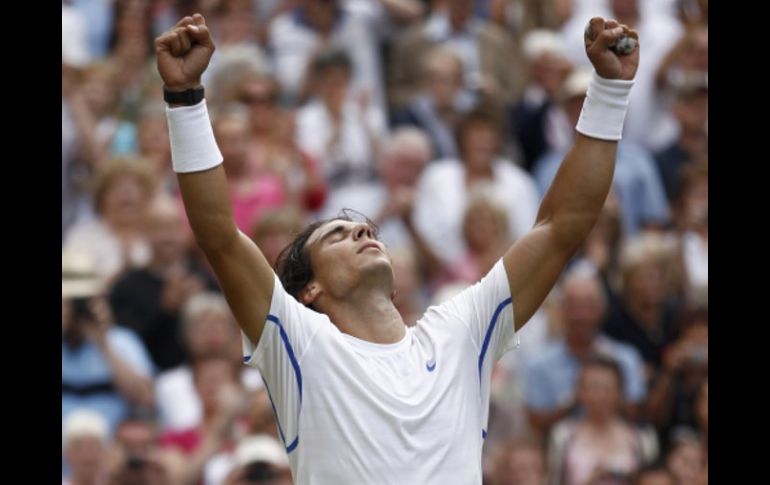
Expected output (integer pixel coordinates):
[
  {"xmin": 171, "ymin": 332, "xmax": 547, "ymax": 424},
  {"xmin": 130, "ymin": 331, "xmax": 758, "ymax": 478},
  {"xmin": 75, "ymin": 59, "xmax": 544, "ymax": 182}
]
[{"xmin": 241, "ymin": 273, "xmax": 329, "ymax": 452}]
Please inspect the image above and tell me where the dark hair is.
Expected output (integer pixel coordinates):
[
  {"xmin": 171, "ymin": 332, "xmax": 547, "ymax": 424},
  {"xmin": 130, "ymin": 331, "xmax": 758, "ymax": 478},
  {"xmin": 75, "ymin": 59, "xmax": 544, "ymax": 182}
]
[
  {"xmin": 314, "ymin": 49, "xmax": 353, "ymax": 76},
  {"xmin": 581, "ymin": 354, "xmax": 625, "ymax": 390},
  {"xmin": 454, "ymin": 106, "xmax": 506, "ymax": 156},
  {"xmin": 275, "ymin": 209, "xmax": 378, "ymax": 303}
]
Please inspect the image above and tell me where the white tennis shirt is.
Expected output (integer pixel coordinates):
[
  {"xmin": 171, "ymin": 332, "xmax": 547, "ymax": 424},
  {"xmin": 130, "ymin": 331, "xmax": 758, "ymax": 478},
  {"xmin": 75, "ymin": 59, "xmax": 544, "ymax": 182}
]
[{"xmin": 242, "ymin": 260, "xmax": 518, "ymax": 484}]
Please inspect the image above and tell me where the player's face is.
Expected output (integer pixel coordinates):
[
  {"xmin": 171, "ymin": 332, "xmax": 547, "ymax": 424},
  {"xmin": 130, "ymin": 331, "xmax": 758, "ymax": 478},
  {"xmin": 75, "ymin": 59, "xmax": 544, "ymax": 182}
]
[{"xmin": 305, "ymin": 220, "xmax": 393, "ymax": 296}]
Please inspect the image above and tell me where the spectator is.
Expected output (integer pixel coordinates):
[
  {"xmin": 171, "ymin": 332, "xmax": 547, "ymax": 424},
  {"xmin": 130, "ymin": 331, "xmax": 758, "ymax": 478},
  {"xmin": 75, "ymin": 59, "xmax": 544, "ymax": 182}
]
[
  {"xmin": 63, "ymin": 157, "xmax": 156, "ymax": 284},
  {"xmin": 390, "ymin": 47, "xmax": 476, "ymax": 159},
  {"xmin": 508, "ymin": 29, "xmax": 573, "ymax": 171},
  {"xmin": 221, "ymin": 435, "xmax": 293, "ymax": 485},
  {"xmin": 547, "ymin": 357, "xmax": 658, "ymax": 485},
  {"xmin": 449, "ymin": 191, "xmax": 511, "ymax": 285},
  {"xmin": 252, "ymin": 207, "xmax": 308, "ymax": 269},
  {"xmin": 644, "ymin": 309, "xmax": 707, "ymax": 450},
  {"xmin": 109, "ymin": 197, "xmax": 215, "ymax": 372},
  {"xmin": 524, "ymin": 268, "xmax": 646, "ymax": 434},
  {"xmin": 654, "ymin": 83, "xmax": 708, "ymax": 205},
  {"xmin": 390, "ymin": 0, "xmax": 527, "ymax": 108},
  {"xmin": 237, "ymin": 72, "xmax": 328, "ymax": 211},
  {"xmin": 413, "ymin": 107, "xmax": 539, "ymax": 265},
  {"xmin": 319, "ymin": 127, "xmax": 432, "ymax": 257},
  {"xmin": 62, "ymin": 251, "xmax": 155, "ymax": 435},
  {"xmin": 268, "ymin": 0, "xmax": 413, "ymax": 110},
  {"xmin": 296, "ymin": 49, "xmax": 387, "ymax": 188},
  {"xmin": 62, "ymin": 409, "xmax": 111, "ymax": 485},
  {"xmin": 673, "ymin": 164, "xmax": 708, "ymax": 308},
  {"xmin": 603, "ymin": 233, "xmax": 683, "ymax": 379},
  {"xmin": 108, "ymin": 414, "xmax": 181, "ymax": 485},
  {"xmin": 665, "ymin": 430, "xmax": 706, "ymax": 485},
  {"xmin": 153, "ymin": 292, "xmax": 262, "ymax": 432},
  {"xmin": 489, "ymin": 437, "xmax": 547, "ymax": 485},
  {"xmin": 160, "ymin": 356, "xmax": 249, "ymax": 483},
  {"xmin": 213, "ymin": 109, "xmax": 287, "ymax": 234}
]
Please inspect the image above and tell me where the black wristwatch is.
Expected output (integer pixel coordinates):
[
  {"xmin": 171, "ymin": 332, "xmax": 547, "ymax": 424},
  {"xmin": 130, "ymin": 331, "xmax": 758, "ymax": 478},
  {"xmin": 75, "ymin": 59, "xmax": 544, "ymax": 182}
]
[{"xmin": 163, "ymin": 86, "xmax": 205, "ymax": 106}]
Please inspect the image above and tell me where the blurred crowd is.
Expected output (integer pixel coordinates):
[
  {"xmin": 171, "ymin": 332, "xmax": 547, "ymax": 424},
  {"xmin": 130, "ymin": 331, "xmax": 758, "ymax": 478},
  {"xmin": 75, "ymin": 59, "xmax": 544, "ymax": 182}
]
[{"xmin": 61, "ymin": 0, "xmax": 707, "ymax": 483}]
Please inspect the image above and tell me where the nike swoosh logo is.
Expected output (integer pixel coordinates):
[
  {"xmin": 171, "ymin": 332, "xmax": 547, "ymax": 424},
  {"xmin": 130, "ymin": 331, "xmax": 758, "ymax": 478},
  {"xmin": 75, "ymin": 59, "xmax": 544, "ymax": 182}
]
[{"xmin": 426, "ymin": 360, "xmax": 436, "ymax": 372}]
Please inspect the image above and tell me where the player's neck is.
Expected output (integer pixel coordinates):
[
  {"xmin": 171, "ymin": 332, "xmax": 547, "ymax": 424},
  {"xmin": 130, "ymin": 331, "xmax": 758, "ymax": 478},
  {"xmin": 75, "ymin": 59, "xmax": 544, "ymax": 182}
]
[{"xmin": 323, "ymin": 290, "xmax": 406, "ymax": 344}]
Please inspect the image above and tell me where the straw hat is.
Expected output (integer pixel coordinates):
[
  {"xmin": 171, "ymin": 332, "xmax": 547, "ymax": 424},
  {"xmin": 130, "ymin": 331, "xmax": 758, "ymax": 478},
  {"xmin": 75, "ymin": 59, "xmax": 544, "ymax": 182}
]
[{"xmin": 62, "ymin": 250, "xmax": 103, "ymax": 298}]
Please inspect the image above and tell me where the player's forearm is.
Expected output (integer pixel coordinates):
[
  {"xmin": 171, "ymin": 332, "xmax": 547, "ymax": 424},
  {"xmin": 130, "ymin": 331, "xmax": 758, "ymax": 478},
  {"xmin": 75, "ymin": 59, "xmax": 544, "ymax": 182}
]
[
  {"xmin": 177, "ymin": 167, "xmax": 240, "ymax": 253},
  {"xmin": 167, "ymin": 101, "xmax": 239, "ymax": 254},
  {"xmin": 537, "ymin": 69, "xmax": 634, "ymax": 251},
  {"xmin": 536, "ymin": 133, "xmax": 616, "ymax": 251}
]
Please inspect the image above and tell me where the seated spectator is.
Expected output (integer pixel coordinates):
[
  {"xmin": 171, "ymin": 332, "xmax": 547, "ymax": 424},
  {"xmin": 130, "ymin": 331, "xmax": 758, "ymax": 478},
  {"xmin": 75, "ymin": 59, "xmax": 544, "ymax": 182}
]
[
  {"xmin": 319, "ymin": 127, "xmax": 432, "ymax": 257},
  {"xmin": 268, "ymin": 0, "xmax": 410, "ymax": 110},
  {"xmin": 62, "ymin": 409, "xmax": 111, "ymax": 485},
  {"xmin": 63, "ymin": 157, "xmax": 156, "ymax": 284},
  {"xmin": 213, "ymin": 109, "xmax": 287, "ymax": 234},
  {"xmin": 488, "ymin": 436, "xmax": 547, "ymax": 485},
  {"xmin": 389, "ymin": 0, "xmax": 526, "ymax": 108},
  {"xmin": 296, "ymin": 49, "xmax": 387, "ymax": 188},
  {"xmin": 413, "ymin": 107, "xmax": 539, "ymax": 265},
  {"xmin": 154, "ymin": 292, "xmax": 262, "ymax": 432},
  {"xmin": 449, "ymin": 191, "xmax": 511, "ymax": 285},
  {"xmin": 210, "ymin": 434, "xmax": 292, "ymax": 485},
  {"xmin": 109, "ymin": 197, "xmax": 216, "ymax": 372},
  {"xmin": 62, "ymin": 251, "xmax": 155, "ymax": 435},
  {"xmin": 108, "ymin": 413, "xmax": 182, "ymax": 484},
  {"xmin": 644, "ymin": 309, "xmax": 707, "ymax": 451},
  {"xmin": 603, "ymin": 233, "xmax": 684, "ymax": 379},
  {"xmin": 237, "ymin": 72, "xmax": 328, "ymax": 211},
  {"xmin": 548, "ymin": 357, "xmax": 658, "ymax": 485},
  {"xmin": 673, "ymin": 164, "xmax": 708, "ymax": 308},
  {"xmin": 665, "ymin": 429, "xmax": 706, "ymax": 485},
  {"xmin": 654, "ymin": 82, "xmax": 708, "ymax": 205},
  {"xmin": 390, "ymin": 47, "xmax": 476, "ymax": 159},
  {"xmin": 524, "ymin": 268, "xmax": 646, "ymax": 435},
  {"xmin": 252, "ymin": 207, "xmax": 308, "ymax": 269},
  {"xmin": 508, "ymin": 29, "xmax": 573, "ymax": 171},
  {"xmin": 160, "ymin": 356, "xmax": 250, "ymax": 483}
]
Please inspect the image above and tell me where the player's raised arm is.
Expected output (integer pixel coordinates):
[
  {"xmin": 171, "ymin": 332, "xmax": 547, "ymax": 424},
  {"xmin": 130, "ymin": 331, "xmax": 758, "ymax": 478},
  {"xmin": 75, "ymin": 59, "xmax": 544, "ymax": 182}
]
[
  {"xmin": 155, "ymin": 14, "xmax": 274, "ymax": 344},
  {"xmin": 503, "ymin": 17, "xmax": 640, "ymax": 329}
]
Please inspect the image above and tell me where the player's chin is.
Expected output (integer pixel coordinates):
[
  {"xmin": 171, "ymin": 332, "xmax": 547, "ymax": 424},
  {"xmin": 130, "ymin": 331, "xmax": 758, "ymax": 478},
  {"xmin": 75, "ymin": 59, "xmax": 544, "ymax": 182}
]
[{"xmin": 359, "ymin": 251, "xmax": 393, "ymax": 272}]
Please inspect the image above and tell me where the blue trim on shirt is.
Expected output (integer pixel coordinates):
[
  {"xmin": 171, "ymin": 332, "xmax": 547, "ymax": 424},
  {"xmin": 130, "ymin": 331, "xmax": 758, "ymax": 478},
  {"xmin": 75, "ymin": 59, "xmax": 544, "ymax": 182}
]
[
  {"xmin": 478, "ymin": 297, "xmax": 513, "ymax": 381},
  {"xmin": 245, "ymin": 314, "xmax": 303, "ymax": 454},
  {"xmin": 261, "ymin": 379, "xmax": 288, "ymax": 446},
  {"xmin": 267, "ymin": 314, "xmax": 303, "ymax": 402},
  {"xmin": 262, "ymin": 379, "xmax": 300, "ymax": 454},
  {"xmin": 286, "ymin": 436, "xmax": 299, "ymax": 453}
]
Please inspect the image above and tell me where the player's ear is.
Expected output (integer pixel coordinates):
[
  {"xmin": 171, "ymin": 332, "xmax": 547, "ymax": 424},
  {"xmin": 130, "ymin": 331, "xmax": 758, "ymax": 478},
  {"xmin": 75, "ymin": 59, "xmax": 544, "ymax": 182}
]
[{"xmin": 299, "ymin": 283, "xmax": 321, "ymax": 307}]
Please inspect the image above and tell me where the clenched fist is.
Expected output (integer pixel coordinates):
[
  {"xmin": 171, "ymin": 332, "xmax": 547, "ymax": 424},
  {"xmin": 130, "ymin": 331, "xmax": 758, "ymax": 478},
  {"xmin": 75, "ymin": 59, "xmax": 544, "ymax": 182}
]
[
  {"xmin": 583, "ymin": 17, "xmax": 639, "ymax": 81},
  {"xmin": 155, "ymin": 13, "xmax": 215, "ymax": 91}
]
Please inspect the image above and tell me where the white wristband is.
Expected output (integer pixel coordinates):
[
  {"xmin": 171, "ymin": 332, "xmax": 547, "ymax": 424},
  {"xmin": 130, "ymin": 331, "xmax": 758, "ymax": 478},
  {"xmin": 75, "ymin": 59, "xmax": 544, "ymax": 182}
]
[
  {"xmin": 576, "ymin": 72, "xmax": 634, "ymax": 141},
  {"xmin": 166, "ymin": 100, "xmax": 223, "ymax": 173}
]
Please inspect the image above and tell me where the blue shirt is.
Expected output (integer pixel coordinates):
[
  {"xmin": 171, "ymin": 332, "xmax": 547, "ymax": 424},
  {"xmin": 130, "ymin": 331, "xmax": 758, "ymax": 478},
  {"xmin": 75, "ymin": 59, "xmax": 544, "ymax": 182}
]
[
  {"xmin": 523, "ymin": 335, "xmax": 646, "ymax": 411},
  {"xmin": 62, "ymin": 327, "xmax": 154, "ymax": 433}
]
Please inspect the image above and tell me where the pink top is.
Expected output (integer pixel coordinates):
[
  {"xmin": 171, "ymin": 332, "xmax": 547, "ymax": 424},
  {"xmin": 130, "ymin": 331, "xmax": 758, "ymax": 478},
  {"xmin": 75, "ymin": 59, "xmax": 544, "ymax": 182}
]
[{"xmin": 230, "ymin": 175, "xmax": 287, "ymax": 234}]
